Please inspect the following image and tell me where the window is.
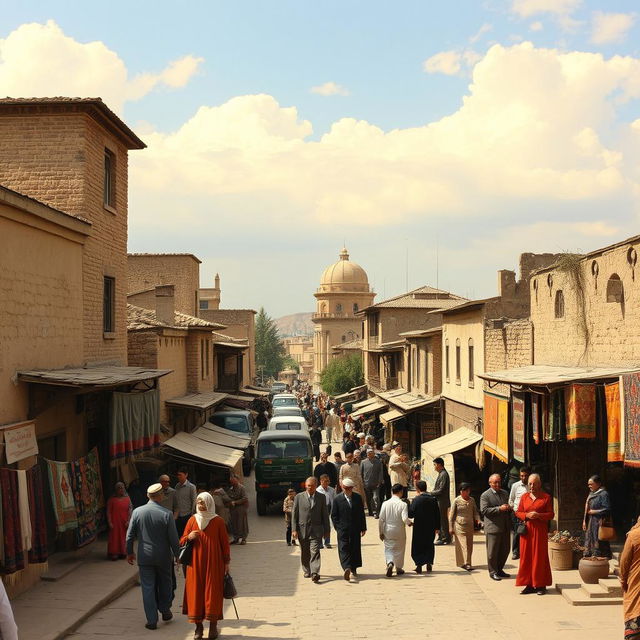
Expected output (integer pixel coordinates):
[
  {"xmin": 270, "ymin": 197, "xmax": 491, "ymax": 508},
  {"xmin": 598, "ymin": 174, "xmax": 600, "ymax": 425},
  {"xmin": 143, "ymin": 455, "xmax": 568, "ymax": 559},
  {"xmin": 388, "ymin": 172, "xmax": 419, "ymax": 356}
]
[
  {"xmin": 455, "ymin": 338, "xmax": 461, "ymax": 384},
  {"xmin": 607, "ymin": 274, "xmax": 624, "ymax": 303},
  {"xmin": 369, "ymin": 313, "xmax": 379, "ymax": 337},
  {"xmin": 336, "ymin": 303, "xmax": 343, "ymax": 314},
  {"xmin": 200, "ymin": 299, "xmax": 209, "ymax": 310},
  {"xmin": 103, "ymin": 148, "xmax": 116, "ymax": 209},
  {"xmin": 445, "ymin": 340, "xmax": 450, "ymax": 382},
  {"xmin": 468, "ymin": 339, "xmax": 474, "ymax": 387},
  {"xmin": 554, "ymin": 290, "xmax": 565, "ymax": 318},
  {"xmin": 103, "ymin": 276, "xmax": 115, "ymax": 333},
  {"xmin": 353, "ymin": 303, "xmax": 359, "ymax": 313}
]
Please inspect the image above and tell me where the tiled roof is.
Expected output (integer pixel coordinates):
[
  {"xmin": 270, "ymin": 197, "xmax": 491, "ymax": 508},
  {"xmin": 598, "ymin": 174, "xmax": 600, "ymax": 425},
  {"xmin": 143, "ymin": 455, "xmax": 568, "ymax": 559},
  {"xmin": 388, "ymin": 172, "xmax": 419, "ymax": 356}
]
[
  {"xmin": 332, "ymin": 338, "xmax": 363, "ymax": 350},
  {"xmin": 362, "ymin": 286, "xmax": 467, "ymax": 310},
  {"xmin": 0, "ymin": 97, "xmax": 145, "ymax": 149},
  {"xmin": 128, "ymin": 253, "xmax": 201, "ymax": 263},
  {"xmin": 212, "ymin": 331, "xmax": 248, "ymax": 344},
  {"xmin": 127, "ymin": 304, "xmax": 226, "ymax": 331}
]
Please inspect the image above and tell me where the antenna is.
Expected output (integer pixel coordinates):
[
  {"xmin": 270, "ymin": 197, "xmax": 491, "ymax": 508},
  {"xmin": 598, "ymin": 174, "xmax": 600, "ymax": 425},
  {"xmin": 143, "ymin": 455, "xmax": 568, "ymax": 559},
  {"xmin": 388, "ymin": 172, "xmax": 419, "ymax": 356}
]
[
  {"xmin": 436, "ymin": 235, "xmax": 439, "ymax": 299},
  {"xmin": 405, "ymin": 240, "xmax": 409, "ymax": 292}
]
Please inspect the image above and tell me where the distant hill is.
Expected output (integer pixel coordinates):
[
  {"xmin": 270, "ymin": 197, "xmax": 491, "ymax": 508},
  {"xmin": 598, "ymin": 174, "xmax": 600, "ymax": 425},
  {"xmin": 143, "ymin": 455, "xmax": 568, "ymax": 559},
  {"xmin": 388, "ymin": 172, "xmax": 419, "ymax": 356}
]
[{"xmin": 275, "ymin": 312, "xmax": 314, "ymax": 337}]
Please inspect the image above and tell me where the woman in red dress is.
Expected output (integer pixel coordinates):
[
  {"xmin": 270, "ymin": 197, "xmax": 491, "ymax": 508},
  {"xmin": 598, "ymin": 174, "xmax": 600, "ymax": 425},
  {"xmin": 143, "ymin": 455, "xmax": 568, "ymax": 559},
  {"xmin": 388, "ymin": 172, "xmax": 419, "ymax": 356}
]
[
  {"xmin": 515, "ymin": 473, "xmax": 554, "ymax": 595},
  {"xmin": 106, "ymin": 482, "xmax": 131, "ymax": 560},
  {"xmin": 181, "ymin": 492, "xmax": 231, "ymax": 639}
]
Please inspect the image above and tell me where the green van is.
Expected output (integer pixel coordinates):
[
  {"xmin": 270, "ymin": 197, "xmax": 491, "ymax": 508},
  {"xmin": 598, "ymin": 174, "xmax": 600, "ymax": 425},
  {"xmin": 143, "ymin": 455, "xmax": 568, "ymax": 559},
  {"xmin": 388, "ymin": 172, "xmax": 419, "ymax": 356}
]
[{"xmin": 254, "ymin": 430, "xmax": 313, "ymax": 515}]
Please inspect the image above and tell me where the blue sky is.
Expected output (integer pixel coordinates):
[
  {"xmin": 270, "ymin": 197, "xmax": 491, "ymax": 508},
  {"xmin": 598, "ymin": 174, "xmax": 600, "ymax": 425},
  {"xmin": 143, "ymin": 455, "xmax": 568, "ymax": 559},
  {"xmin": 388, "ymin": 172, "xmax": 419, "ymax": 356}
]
[{"xmin": 2, "ymin": 1, "xmax": 640, "ymax": 316}]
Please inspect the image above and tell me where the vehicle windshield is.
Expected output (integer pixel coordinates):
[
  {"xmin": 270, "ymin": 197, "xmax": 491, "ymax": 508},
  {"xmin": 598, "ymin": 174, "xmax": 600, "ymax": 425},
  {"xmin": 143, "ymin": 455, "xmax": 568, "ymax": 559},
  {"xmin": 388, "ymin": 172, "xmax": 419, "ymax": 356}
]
[
  {"xmin": 209, "ymin": 414, "xmax": 250, "ymax": 434},
  {"xmin": 258, "ymin": 439, "xmax": 312, "ymax": 459},
  {"xmin": 272, "ymin": 422, "xmax": 303, "ymax": 430},
  {"xmin": 272, "ymin": 397, "xmax": 297, "ymax": 407},
  {"xmin": 273, "ymin": 407, "xmax": 302, "ymax": 416}
]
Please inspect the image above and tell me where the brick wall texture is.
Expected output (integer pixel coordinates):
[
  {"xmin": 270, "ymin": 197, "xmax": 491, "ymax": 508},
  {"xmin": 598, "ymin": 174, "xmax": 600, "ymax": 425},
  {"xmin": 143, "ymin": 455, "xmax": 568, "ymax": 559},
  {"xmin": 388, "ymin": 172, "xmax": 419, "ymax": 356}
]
[{"xmin": 0, "ymin": 111, "xmax": 131, "ymax": 365}]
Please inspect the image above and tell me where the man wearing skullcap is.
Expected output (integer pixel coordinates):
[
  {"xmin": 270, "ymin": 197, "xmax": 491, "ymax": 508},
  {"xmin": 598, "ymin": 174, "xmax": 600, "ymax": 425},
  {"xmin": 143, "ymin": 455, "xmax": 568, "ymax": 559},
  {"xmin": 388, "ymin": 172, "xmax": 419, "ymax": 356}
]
[
  {"xmin": 331, "ymin": 477, "xmax": 367, "ymax": 581},
  {"xmin": 126, "ymin": 483, "xmax": 181, "ymax": 630}
]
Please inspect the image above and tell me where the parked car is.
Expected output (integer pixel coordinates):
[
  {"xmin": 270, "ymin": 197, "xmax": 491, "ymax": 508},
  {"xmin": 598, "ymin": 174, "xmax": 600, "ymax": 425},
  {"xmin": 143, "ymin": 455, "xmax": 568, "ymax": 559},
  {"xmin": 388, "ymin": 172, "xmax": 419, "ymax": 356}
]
[
  {"xmin": 270, "ymin": 382, "xmax": 287, "ymax": 394},
  {"xmin": 267, "ymin": 416, "xmax": 309, "ymax": 431},
  {"xmin": 271, "ymin": 393, "xmax": 299, "ymax": 409},
  {"xmin": 272, "ymin": 406, "xmax": 303, "ymax": 418},
  {"xmin": 254, "ymin": 430, "xmax": 313, "ymax": 515},
  {"xmin": 209, "ymin": 409, "xmax": 257, "ymax": 476}
]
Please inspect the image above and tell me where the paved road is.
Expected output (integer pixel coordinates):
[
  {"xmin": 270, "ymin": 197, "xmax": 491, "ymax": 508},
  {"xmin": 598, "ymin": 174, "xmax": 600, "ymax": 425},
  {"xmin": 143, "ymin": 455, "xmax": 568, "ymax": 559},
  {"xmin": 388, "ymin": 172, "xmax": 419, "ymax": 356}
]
[{"xmin": 71, "ymin": 476, "xmax": 621, "ymax": 640}]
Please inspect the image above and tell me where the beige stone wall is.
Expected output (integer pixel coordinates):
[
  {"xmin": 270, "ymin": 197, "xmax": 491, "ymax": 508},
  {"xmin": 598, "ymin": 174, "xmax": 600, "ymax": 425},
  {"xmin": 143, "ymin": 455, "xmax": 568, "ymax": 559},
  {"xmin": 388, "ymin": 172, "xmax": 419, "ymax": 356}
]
[
  {"xmin": 530, "ymin": 241, "xmax": 640, "ymax": 366},
  {"xmin": 157, "ymin": 335, "xmax": 188, "ymax": 427},
  {"xmin": 313, "ymin": 318, "xmax": 363, "ymax": 386},
  {"xmin": 0, "ymin": 206, "xmax": 86, "ymax": 425},
  {"xmin": 186, "ymin": 332, "xmax": 214, "ymax": 392},
  {"xmin": 378, "ymin": 308, "xmax": 441, "ymax": 344},
  {"xmin": 128, "ymin": 254, "xmax": 201, "ymax": 317},
  {"xmin": 441, "ymin": 309, "xmax": 485, "ymax": 409},
  {"xmin": 0, "ymin": 111, "xmax": 132, "ymax": 366}
]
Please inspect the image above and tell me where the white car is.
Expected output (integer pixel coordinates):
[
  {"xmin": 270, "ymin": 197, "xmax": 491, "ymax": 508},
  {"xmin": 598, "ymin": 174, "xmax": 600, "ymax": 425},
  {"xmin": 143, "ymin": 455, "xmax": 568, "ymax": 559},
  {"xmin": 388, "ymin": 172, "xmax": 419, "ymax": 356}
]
[
  {"xmin": 272, "ymin": 406, "xmax": 303, "ymax": 418},
  {"xmin": 267, "ymin": 416, "xmax": 309, "ymax": 431},
  {"xmin": 271, "ymin": 393, "xmax": 299, "ymax": 409}
]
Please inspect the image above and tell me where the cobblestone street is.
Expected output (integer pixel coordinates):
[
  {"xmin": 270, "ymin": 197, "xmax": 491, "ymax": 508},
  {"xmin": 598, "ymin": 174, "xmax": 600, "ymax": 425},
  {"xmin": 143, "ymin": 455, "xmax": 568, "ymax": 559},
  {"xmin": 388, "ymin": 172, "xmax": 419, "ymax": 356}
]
[{"xmin": 70, "ymin": 476, "xmax": 620, "ymax": 640}]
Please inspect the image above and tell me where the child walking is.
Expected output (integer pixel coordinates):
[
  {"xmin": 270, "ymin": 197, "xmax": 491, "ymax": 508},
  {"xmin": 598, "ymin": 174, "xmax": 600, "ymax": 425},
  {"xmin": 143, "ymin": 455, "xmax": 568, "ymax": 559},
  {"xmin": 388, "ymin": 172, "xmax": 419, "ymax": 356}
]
[{"xmin": 283, "ymin": 488, "xmax": 297, "ymax": 546}]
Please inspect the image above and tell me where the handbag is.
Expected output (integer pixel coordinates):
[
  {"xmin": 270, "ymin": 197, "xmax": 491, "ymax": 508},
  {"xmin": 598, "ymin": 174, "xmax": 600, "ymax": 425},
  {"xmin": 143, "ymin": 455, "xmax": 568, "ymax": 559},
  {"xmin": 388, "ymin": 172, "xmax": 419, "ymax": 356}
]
[
  {"xmin": 178, "ymin": 539, "xmax": 193, "ymax": 566},
  {"xmin": 223, "ymin": 573, "xmax": 239, "ymax": 620},
  {"xmin": 598, "ymin": 517, "xmax": 615, "ymax": 541},
  {"xmin": 515, "ymin": 521, "xmax": 527, "ymax": 537}
]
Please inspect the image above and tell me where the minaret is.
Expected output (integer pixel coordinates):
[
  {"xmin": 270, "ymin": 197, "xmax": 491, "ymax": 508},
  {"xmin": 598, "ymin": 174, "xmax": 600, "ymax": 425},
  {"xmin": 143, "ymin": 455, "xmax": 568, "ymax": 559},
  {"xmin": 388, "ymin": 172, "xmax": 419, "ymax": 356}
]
[{"xmin": 211, "ymin": 273, "xmax": 221, "ymax": 310}]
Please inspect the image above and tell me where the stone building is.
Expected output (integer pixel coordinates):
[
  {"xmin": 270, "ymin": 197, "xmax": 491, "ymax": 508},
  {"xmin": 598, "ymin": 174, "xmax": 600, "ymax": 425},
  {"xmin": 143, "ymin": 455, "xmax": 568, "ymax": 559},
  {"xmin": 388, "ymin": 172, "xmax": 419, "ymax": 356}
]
[
  {"xmin": 312, "ymin": 248, "xmax": 375, "ymax": 389},
  {"xmin": 0, "ymin": 98, "xmax": 168, "ymax": 595},
  {"xmin": 283, "ymin": 336, "xmax": 314, "ymax": 382}
]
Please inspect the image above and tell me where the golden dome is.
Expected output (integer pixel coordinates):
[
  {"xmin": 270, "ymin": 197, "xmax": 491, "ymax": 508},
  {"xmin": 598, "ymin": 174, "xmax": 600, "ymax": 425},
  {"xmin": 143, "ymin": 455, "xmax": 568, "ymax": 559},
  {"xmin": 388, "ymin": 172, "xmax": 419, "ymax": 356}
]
[{"xmin": 319, "ymin": 248, "xmax": 370, "ymax": 293}]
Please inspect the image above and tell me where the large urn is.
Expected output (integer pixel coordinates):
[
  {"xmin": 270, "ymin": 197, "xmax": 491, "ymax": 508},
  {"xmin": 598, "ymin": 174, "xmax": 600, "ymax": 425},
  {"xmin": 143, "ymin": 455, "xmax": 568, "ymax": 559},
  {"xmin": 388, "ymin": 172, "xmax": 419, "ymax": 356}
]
[{"xmin": 578, "ymin": 557, "xmax": 610, "ymax": 584}]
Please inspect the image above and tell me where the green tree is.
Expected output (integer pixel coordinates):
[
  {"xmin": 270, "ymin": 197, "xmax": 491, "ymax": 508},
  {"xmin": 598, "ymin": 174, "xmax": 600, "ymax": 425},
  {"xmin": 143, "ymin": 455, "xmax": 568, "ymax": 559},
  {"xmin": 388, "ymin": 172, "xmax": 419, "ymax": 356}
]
[
  {"xmin": 320, "ymin": 353, "xmax": 363, "ymax": 395},
  {"xmin": 255, "ymin": 308, "xmax": 285, "ymax": 379},
  {"xmin": 282, "ymin": 355, "xmax": 300, "ymax": 373}
]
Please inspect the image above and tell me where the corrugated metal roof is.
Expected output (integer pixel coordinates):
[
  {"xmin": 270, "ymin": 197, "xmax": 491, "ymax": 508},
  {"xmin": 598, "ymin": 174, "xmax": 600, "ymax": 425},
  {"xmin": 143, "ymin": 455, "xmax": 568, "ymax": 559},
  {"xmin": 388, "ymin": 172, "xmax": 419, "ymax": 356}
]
[
  {"xmin": 479, "ymin": 364, "xmax": 640, "ymax": 385},
  {"xmin": 18, "ymin": 366, "xmax": 171, "ymax": 387},
  {"xmin": 165, "ymin": 392, "xmax": 228, "ymax": 410},
  {"xmin": 361, "ymin": 286, "xmax": 466, "ymax": 311}
]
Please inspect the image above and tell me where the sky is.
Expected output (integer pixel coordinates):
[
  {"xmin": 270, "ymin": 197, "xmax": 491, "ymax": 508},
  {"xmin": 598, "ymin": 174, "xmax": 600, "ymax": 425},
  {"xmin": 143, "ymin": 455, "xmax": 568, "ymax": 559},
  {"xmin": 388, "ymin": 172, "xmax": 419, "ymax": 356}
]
[{"xmin": 2, "ymin": 0, "xmax": 640, "ymax": 316}]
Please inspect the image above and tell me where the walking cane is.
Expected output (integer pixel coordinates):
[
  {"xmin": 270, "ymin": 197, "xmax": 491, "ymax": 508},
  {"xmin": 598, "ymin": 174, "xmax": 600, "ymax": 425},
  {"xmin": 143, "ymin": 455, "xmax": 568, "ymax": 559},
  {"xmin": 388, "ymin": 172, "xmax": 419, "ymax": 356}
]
[{"xmin": 230, "ymin": 597, "xmax": 239, "ymax": 620}]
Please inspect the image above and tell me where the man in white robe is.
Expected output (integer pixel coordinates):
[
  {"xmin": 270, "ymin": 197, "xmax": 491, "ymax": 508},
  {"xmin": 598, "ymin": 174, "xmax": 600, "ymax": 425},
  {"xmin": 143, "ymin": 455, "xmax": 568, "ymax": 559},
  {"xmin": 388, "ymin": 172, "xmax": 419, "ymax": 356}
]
[{"xmin": 378, "ymin": 483, "xmax": 410, "ymax": 577}]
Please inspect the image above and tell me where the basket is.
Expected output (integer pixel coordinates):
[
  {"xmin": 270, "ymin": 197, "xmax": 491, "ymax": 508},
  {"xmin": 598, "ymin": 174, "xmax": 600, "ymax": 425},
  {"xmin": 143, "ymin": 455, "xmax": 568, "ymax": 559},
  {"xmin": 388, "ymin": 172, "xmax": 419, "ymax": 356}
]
[{"xmin": 549, "ymin": 541, "xmax": 574, "ymax": 571}]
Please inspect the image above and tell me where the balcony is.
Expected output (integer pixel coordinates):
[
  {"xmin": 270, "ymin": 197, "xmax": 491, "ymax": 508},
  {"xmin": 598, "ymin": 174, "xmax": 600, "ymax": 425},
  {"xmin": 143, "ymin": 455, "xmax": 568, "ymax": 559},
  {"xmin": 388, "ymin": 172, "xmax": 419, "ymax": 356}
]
[
  {"xmin": 367, "ymin": 375, "xmax": 398, "ymax": 393},
  {"xmin": 312, "ymin": 312, "xmax": 351, "ymax": 320}
]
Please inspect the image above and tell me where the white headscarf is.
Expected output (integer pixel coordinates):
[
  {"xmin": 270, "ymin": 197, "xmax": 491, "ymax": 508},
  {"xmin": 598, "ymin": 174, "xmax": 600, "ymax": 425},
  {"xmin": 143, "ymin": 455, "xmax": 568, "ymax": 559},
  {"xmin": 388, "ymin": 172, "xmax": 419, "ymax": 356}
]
[{"xmin": 194, "ymin": 492, "xmax": 218, "ymax": 530}]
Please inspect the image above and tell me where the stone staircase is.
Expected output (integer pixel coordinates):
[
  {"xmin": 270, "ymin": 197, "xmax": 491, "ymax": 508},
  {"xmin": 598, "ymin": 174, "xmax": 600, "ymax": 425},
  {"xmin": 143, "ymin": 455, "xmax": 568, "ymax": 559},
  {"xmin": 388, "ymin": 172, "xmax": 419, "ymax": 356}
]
[{"xmin": 557, "ymin": 577, "xmax": 623, "ymax": 606}]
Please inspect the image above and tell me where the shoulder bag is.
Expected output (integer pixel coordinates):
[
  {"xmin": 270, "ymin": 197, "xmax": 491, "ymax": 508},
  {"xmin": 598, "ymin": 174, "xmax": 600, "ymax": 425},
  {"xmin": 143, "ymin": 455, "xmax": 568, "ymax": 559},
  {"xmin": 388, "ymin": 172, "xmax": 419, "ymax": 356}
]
[{"xmin": 598, "ymin": 517, "xmax": 615, "ymax": 541}]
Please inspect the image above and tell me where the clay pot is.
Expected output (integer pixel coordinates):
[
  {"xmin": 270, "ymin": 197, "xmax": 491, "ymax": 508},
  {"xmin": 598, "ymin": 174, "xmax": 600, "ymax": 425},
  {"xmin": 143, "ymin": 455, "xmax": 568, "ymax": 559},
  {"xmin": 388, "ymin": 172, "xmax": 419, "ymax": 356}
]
[{"xmin": 578, "ymin": 557, "xmax": 610, "ymax": 584}]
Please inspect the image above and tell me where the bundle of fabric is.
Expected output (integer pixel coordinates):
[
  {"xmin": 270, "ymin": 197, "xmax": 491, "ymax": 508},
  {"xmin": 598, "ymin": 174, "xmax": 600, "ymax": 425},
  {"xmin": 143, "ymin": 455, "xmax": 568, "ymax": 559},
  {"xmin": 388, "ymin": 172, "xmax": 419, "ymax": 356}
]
[
  {"xmin": 623, "ymin": 373, "xmax": 640, "ymax": 468},
  {"xmin": 0, "ymin": 468, "xmax": 24, "ymax": 574},
  {"xmin": 564, "ymin": 384, "xmax": 596, "ymax": 441},
  {"xmin": 45, "ymin": 459, "xmax": 78, "ymax": 532},
  {"xmin": 28, "ymin": 465, "xmax": 49, "ymax": 564}
]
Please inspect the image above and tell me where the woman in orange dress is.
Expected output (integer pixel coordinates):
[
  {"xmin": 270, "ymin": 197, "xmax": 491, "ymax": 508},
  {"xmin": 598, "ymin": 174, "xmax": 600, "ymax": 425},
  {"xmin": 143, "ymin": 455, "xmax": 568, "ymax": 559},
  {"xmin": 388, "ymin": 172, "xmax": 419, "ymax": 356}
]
[
  {"xmin": 106, "ymin": 482, "xmax": 131, "ymax": 560},
  {"xmin": 515, "ymin": 473, "xmax": 554, "ymax": 595},
  {"xmin": 181, "ymin": 492, "xmax": 231, "ymax": 640}
]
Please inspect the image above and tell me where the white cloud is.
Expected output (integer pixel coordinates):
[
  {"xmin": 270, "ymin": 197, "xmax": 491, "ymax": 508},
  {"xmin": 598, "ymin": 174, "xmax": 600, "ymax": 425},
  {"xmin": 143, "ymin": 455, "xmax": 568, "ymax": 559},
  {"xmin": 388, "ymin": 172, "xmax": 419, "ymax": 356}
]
[
  {"xmin": 591, "ymin": 12, "xmax": 636, "ymax": 45},
  {"xmin": 423, "ymin": 50, "xmax": 463, "ymax": 75},
  {"xmin": 310, "ymin": 81, "xmax": 349, "ymax": 96},
  {"xmin": 0, "ymin": 20, "xmax": 202, "ymax": 113},
  {"xmin": 511, "ymin": 0, "xmax": 581, "ymax": 18},
  {"xmin": 469, "ymin": 23, "xmax": 492, "ymax": 44},
  {"xmin": 530, "ymin": 21, "xmax": 544, "ymax": 31}
]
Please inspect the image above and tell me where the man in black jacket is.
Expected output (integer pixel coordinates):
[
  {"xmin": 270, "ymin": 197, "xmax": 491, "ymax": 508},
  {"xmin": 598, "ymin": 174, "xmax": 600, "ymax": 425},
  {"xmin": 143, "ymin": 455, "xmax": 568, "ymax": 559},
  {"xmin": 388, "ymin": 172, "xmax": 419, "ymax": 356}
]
[
  {"xmin": 429, "ymin": 457, "xmax": 451, "ymax": 545},
  {"xmin": 331, "ymin": 478, "xmax": 367, "ymax": 582},
  {"xmin": 310, "ymin": 426, "xmax": 322, "ymax": 462},
  {"xmin": 314, "ymin": 452, "xmax": 338, "ymax": 487}
]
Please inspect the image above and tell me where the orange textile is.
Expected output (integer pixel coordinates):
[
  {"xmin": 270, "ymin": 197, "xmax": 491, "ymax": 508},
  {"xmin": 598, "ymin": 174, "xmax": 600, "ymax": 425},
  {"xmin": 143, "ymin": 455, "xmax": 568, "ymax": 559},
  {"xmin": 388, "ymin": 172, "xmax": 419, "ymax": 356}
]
[
  {"xmin": 181, "ymin": 515, "xmax": 231, "ymax": 623},
  {"xmin": 483, "ymin": 394, "xmax": 499, "ymax": 458},
  {"xmin": 564, "ymin": 384, "xmax": 596, "ymax": 441},
  {"xmin": 515, "ymin": 492, "xmax": 554, "ymax": 588},
  {"xmin": 496, "ymin": 398, "xmax": 509, "ymax": 463},
  {"xmin": 605, "ymin": 382, "xmax": 623, "ymax": 463}
]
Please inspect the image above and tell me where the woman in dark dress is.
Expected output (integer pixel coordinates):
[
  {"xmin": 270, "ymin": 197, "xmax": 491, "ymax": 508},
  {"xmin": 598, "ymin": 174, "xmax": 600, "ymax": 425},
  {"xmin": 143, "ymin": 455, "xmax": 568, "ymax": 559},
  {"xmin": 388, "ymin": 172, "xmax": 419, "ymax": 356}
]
[{"xmin": 583, "ymin": 474, "xmax": 612, "ymax": 559}]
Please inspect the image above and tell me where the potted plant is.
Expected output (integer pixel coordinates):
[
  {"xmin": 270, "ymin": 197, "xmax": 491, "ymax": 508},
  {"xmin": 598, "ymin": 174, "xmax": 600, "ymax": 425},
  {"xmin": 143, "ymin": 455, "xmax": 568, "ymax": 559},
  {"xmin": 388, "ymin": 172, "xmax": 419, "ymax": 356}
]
[{"xmin": 548, "ymin": 530, "xmax": 580, "ymax": 571}]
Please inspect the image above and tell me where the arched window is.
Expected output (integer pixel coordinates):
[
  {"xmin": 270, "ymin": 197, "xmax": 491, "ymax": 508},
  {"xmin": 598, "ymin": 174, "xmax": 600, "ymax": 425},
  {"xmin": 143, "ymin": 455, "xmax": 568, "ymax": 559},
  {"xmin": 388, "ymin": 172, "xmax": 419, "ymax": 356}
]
[
  {"xmin": 554, "ymin": 290, "xmax": 565, "ymax": 318},
  {"xmin": 455, "ymin": 338, "xmax": 461, "ymax": 384},
  {"xmin": 607, "ymin": 274, "xmax": 624, "ymax": 303},
  {"xmin": 336, "ymin": 303, "xmax": 343, "ymax": 314},
  {"xmin": 353, "ymin": 302, "xmax": 359, "ymax": 313},
  {"xmin": 468, "ymin": 338, "xmax": 474, "ymax": 386}
]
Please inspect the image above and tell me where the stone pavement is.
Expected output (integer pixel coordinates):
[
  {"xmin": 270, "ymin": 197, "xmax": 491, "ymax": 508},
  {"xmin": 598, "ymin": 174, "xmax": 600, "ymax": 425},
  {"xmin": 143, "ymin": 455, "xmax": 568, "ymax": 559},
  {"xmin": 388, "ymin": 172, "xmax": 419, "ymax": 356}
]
[{"xmin": 67, "ymin": 479, "xmax": 622, "ymax": 640}]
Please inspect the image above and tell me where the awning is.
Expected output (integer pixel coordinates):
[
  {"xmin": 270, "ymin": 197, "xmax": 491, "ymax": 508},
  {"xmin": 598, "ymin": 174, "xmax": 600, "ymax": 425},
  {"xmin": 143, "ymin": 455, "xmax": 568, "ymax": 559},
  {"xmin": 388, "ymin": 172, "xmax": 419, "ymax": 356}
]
[
  {"xmin": 351, "ymin": 400, "xmax": 388, "ymax": 420},
  {"xmin": 334, "ymin": 391, "xmax": 357, "ymax": 401},
  {"xmin": 351, "ymin": 397, "xmax": 377, "ymax": 411},
  {"xmin": 478, "ymin": 364, "xmax": 640, "ymax": 386},
  {"xmin": 240, "ymin": 387, "xmax": 269, "ymax": 397},
  {"xmin": 222, "ymin": 395, "xmax": 253, "ymax": 409},
  {"xmin": 17, "ymin": 366, "xmax": 172, "ymax": 387},
  {"xmin": 423, "ymin": 427, "xmax": 483, "ymax": 459},
  {"xmin": 380, "ymin": 408, "xmax": 406, "ymax": 425},
  {"xmin": 377, "ymin": 389, "xmax": 441, "ymax": 412},
  {"xmin": 191, "ymin": 426, "xmax": 249, "ymax": 450},
  {"xmin": 201, "ymin": 422, "xmax": 251, "ymax": 445},
  {"xmin": 214, "ymin": 342, "xmax": 248, "ymax": 350},
  {"xmin": 165, "ymin": 391, "xmax": 228, "ymax": 411},
  {"xmin": 162, "ymin": 431, "xmax": 243, "ymax": 468}
]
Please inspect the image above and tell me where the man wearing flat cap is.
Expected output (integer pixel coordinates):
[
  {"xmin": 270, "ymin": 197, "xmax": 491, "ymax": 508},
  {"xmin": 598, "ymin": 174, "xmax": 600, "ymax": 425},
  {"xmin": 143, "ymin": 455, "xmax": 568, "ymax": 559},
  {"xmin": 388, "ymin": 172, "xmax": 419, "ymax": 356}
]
[
  {"xmin": 126, "ymin": 483, "xmax": 181, "ymax": 630},
  {"xmin": 331, "ymin": 477, "xmax": 367, "ymax": 582}
]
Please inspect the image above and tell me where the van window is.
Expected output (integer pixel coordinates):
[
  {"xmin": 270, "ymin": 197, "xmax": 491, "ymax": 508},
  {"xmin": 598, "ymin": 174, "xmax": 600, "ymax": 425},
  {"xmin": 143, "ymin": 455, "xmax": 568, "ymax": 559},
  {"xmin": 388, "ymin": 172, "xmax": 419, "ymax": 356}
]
[
  {"xmin": 272, "ymin": 397, "xmax": 298, "ymax": 407},
  {"xmin": 273, "ymin": 422, "xmax": 303, "ymax": 430},
  {"xmin": 258, "ymin": 439, "xmax": 312, "ymax": 459},
  {"xmin": 210, "ymin": 414, "xmax": 249, "ymax": 434}
]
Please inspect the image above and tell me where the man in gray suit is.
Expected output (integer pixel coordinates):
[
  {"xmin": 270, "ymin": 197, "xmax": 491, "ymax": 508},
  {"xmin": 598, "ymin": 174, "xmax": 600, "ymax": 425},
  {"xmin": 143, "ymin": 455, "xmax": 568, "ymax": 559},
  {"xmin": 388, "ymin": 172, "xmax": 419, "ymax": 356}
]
[
  {"xmin": 126, "ymin": 483, "xmax": 181, "ymax": 630},
  {"xmin": 430, "ymin": 457, "xmax": 451, "ymax": 544},
  {"xmin": 479, "ymin": 474, "xmax": 512, "ymax": 581},
  {"xmin": 292, "ymin": 476, "xmax": 330, "ymax": 583}
]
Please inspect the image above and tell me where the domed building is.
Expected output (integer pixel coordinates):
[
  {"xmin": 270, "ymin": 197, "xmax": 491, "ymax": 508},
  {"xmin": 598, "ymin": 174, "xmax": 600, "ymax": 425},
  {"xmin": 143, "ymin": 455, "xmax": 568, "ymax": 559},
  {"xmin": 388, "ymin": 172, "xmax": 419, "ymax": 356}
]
[{"xmin": 312, "ymin": 248, "xmax": 375, "ymax": 388}]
